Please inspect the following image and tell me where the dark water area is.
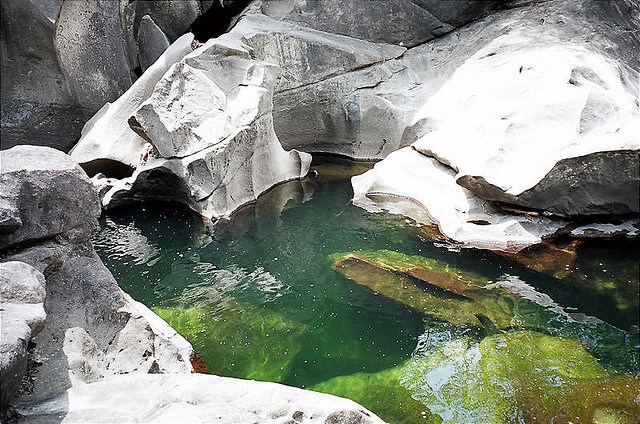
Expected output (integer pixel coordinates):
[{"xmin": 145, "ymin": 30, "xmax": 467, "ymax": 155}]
[{"xmin": 94, "ymin": 164, "xmax": 639, "ymax": 423}]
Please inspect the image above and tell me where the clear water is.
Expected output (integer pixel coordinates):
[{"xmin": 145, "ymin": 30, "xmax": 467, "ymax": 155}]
[{"xmin": 94, "ymin": 164, "xmax": 639, "ymax": 423}]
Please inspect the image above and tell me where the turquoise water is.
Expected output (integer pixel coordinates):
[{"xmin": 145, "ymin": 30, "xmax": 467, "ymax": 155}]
[{"xmin": 94, "ymin": 164, "xmax": 639, "ymax": 423}]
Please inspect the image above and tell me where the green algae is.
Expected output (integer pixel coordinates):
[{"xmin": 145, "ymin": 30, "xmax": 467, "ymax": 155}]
[
  {"xmin": 402, "ymin": 328, "xmax": 639, "ymax": 423},
  {"xmin": 310, "ymin": 363, "xmax": 442, "ymax": 424},
  {"xmin": 154, "ymin": 286, "xmax": 307, "ymax": 382}
]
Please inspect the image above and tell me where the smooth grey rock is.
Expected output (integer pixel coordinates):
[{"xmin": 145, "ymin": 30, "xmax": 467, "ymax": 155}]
[
  {"xmin": 134, "ymin": 0, "xmax": 202, "ymax": 43},
  {"xmin": 0, "ymin": 0, "xmax": 85, "ymax": 152},
  {"xmin": 273, "ymin": 60, "xmax": 411, "ymax": 159},
  {"xmin": 237, "ymin": 13, "xmax": 406, "ymax": 92},
  {"xmin": 54, "ymin": 0, "xmax": 133, "ymax": 113},
  {"xmin": 0, "ymin": 261, "xmax": 46, "ymax": 409},
  {"xmin": 0, "ymin": 146, "xmax": 100, "ymax": 250},
  {"xmin": 262, "ymin": 0, "xmax": 500, "ymax": 48},
  {"xmin": 137, "ymin": 15, "xmax": 171, "ymax": 73},
  {"xmin": 11, "ymin": 373, "xmax": 384, "ymax": 423}
]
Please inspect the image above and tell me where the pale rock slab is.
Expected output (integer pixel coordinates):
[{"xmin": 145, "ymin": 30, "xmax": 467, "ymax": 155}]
[
  {"xmin": 11, "ymin": 373, "xmax": 384, "ymax": 423},
  {"xmin": 352, "ymin": 147, "xmax": 568, "ymax": 252}
]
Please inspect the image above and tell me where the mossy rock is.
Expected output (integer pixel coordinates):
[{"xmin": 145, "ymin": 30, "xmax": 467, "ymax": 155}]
[
  {"xmin": 311, "ymin": 363, "xmax": 442, "ymax": 424},
  {"xmin": 154, "ymin": 287, "xmax": 307, "ymax": 382},
  {"xmin": 402, "ymin": 329, "xmax": 639, "ymax": 423}
]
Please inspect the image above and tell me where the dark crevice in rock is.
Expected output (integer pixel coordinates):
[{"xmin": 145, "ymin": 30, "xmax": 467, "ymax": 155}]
[
  {"xmin": 80, "ymin": 159, "xmax": 136, "ymax": 179},
  {"xmin": 189, "ymin": 0, "xmax": 251, "ymax": 43}
]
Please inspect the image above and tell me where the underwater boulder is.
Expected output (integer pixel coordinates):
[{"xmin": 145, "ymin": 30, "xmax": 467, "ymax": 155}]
[
  {"xmin": 402, "ymin": 329, "xmax": 639, "ymax": 423},
  {"xmin": 154, "ymin": 286, "xmax": 308, "ymax": 382}
]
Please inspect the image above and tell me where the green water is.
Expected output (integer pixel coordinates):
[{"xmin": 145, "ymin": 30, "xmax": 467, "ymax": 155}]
[{"xmin": 94, "ymin": 165, "xmax": 639, "ymax": 423}]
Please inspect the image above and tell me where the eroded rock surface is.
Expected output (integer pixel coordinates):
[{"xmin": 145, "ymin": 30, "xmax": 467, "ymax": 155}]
[
  {"xmin": 74, "ymin": 32, "xmax": 310, "ymax": 221},
  {"xmin": 11, "ymin": 373, "xmax": 384, "ymax": 423}
]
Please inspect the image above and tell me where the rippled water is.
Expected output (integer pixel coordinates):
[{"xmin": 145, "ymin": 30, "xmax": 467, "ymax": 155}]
[{"xmin": 94, "ymin": 163, "xmax": 639, "ymax": 423}]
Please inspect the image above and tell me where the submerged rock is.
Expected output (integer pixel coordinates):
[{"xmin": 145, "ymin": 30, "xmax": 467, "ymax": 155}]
[
  {"xmin": 311, "ymin": 362, "xmax": 435, "ymax": 424},
  {"xmin": 330, "ymin": 250, "xmax": 537, "ymax": 329},
  {"xmin": 154, "ymin": 285, "xmax": 307, "ymax": 382},
  {"xmin": 402, "ymin": 329, "xmax": 639, "ymax": 423}
]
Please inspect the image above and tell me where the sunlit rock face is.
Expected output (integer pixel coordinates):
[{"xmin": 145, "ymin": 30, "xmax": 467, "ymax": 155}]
[
  {"xmin": 0, "ymin": 146, "xmax": 193, "ymax": 412},
  {"xmin": 11, "ymin": 374, "xmax": 385, "ymax": 424},
  {"xmin": 410, "ymin": 35, "xmax": 639, "ymax": 216},
  {"xmin": 351, "ymin": 0, "xmax": 640, "ymax": 250}
]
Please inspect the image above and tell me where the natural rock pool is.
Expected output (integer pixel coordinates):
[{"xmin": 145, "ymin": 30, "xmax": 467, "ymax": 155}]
[{"xmin": 94, "ymin": 163, "xmax": 639, "ymax": 423}]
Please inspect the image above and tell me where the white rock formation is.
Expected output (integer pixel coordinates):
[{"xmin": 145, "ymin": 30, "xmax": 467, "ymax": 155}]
[
  {"xmin": 350, "ymin": 0, "xmax": 639, "ymax": 248},
  {"xmin": 352, "ymin": 147, "xmax": 567, "ymax": 251},
  {"xmin": 11, "ymin": 373, "xmax": 384, "ymax": 423},
  {"xmin": 69, "ymin": 33, "xmax": 194, "ymax": 169},
  {"xmin": 76, "ymin": 31, "xmax": 310, "ymax": 221},
  {"xmin": 411, "ymin": 36, "xmax": 640, "ymax": 216}
]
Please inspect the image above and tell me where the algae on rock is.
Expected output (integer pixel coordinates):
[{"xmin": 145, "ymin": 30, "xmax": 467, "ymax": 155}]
[
  {"xmin": 402, "ymin": 328, "xmax": 639, "ymax": 423},
  {"xmin": 154, "ymin": 286, "xmax": 307, "ymax": 382},
  {"xmin": 311, "ymin": 364, "xmax": 441, "ymax": 424}
]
